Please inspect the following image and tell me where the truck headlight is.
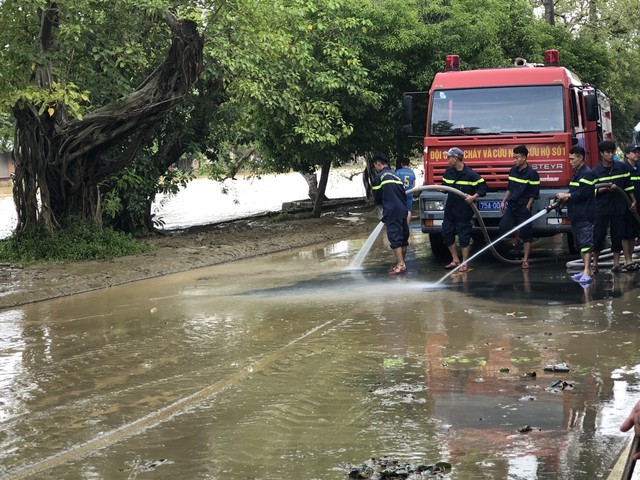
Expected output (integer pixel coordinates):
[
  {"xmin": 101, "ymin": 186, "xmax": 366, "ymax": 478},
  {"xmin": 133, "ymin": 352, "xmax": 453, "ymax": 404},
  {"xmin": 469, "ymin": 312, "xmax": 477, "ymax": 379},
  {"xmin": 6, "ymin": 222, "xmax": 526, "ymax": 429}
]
[{"xmin": 424, "ymin": 200, "xmax": 445, "ymax": 211}]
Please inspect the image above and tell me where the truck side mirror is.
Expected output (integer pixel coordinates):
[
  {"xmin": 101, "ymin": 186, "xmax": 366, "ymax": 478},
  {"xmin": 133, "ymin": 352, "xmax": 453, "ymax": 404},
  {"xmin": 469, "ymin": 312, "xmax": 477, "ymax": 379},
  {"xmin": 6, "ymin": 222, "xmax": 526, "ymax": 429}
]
[
  {"xmin": 402, "ymin": 95, "xmax": 413, "ymax": 135},
  {"xmin": 585, "ymin": 95, "xmax": 598, "ymax": 122}
]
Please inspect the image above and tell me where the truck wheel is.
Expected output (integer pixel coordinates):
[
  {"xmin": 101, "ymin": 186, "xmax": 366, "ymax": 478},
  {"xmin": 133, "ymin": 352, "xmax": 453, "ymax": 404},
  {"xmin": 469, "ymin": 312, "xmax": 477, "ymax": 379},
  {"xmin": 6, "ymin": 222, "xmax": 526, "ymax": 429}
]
[{"xmin": 429, "ymin": 233, "xmax": 452, "ymax": 260}]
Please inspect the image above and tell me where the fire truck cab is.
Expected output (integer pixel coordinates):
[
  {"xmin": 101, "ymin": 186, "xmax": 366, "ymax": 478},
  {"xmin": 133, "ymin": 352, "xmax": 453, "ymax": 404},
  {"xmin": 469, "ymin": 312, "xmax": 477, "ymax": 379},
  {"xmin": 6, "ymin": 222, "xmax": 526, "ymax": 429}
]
[{"xmin": 403, "ymin": 50, "xmax": 611, "ymax": 258}]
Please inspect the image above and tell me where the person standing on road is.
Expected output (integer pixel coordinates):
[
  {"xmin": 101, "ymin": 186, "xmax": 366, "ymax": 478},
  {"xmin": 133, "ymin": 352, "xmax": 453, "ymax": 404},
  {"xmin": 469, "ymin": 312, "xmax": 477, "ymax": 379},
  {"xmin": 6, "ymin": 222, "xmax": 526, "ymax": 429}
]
[
  {"xmin": 621, "ymin": 143, "xmax": 640, "ymax": 272},
  {"xmin": 440, "ymin": 147, "xmax": 487, "ymax": 272},
  {"xmin": 371, "ymin": 152, "xmax": 410, "ymax": 275},
  {"xmin": 396, "ymin": 158, "xmax": 417, "ymax": 224},
  {"xmin": 555, "ymin": 145, "xmax": 596, "ymax": 284},
  {"xmin": 499, "ymin": 145, "xmax": 540, "ymax": 270},
  {"xmin": 592, "ymin": 140, "xmax": 636, "ymax": 273}
]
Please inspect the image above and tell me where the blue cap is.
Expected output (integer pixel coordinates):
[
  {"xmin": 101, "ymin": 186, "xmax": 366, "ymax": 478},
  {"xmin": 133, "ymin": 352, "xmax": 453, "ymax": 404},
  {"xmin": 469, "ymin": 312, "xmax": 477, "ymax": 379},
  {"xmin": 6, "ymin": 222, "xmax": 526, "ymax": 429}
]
[{"xmin": 443, "ymin": 147, "xmax": 464, "ymax": 159}]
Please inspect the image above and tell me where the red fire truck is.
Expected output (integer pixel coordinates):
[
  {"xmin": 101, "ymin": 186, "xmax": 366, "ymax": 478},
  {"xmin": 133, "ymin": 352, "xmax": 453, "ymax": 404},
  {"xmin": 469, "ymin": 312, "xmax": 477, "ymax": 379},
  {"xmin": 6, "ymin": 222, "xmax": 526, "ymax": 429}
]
[{"xmin": 403, "ymin": 50, "xmax": 612, "ymax": 257}]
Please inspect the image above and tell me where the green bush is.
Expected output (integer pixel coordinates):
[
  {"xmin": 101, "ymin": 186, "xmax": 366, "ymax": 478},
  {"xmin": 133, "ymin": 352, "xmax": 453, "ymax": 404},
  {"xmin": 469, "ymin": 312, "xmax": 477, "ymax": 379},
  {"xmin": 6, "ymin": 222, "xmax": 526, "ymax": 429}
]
[{"xmin": 0, "ymin": 222, "xmax": 151, "ymax": 263}]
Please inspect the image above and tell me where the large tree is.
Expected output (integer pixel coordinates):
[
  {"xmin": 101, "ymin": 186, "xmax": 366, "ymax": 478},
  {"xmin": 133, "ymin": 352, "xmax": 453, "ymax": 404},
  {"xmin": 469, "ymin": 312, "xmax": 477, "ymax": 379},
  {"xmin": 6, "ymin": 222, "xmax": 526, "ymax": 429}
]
[
  {"xmin": 528, "ymin": 0, "xmax": 640, "ymax": 140},
  {"xmin": 225, "ymin": 0, "xmax": 381, "ymax": 215},
  {"xmin": 2, "ymin": 1, "xmax": 204, "ymax": 234}
]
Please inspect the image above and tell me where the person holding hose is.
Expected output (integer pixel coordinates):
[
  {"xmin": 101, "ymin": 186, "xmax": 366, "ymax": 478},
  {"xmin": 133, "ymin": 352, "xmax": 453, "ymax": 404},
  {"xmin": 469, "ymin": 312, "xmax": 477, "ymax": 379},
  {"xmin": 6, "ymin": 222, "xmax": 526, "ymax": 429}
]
[
  {"xmin": 499, "ymin": 145, "xmax": 540, "ymax": 270},
  {"xmin": 621, "ymin": 143, "xmax": 640, "ymax": 272},
  {"xmin": 440, "ymin": 147, "xmax": 487, "ymax": 272},
  {"xmin": 592, "ymin": 140, "xmax": 636, "ymax": 274},
  {"xmin": 555, "ymin": 145, "xmax": 596, "ymax": 284},
  {"xmin": 371, "ymin": 152, "xmax": 410, "ymax": 275}
]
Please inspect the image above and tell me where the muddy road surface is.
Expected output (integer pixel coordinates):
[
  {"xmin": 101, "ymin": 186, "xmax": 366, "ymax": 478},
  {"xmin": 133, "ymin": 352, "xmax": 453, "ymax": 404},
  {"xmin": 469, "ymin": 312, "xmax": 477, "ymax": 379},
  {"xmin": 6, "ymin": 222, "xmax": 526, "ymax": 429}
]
[{"xmin": 1, "ymin": 226, "xmax": 640, "ymax": 479}]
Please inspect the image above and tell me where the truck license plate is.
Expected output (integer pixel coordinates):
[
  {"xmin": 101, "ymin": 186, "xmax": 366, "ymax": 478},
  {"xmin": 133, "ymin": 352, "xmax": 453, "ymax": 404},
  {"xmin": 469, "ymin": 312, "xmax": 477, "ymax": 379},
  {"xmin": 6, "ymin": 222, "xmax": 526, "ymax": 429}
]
[{"xmin": 477, "ymin": 200, "xmax": 502, "ymax": 211}]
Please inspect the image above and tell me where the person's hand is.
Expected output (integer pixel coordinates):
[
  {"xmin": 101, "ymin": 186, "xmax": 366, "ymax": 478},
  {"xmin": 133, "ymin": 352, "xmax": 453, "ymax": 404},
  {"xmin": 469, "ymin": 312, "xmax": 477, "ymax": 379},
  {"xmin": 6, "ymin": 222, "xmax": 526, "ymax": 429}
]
[
  {"xmin": 500, "ymin": 201, "xmax": 505, "ymax": 215},
  {"xmin": 610, "ymin": 184, "xmax": 618, "ymax": 191},
  {"xmin": 620, "ymin": 399, "xmax": 640, "ymax": 460},
  {"xmin": 465, "ymin": 195, "xmax": 475, "ymax": 204},
  {"xmin": 630, "ymin": 201, "xmax": 637, "ymax": 211}
]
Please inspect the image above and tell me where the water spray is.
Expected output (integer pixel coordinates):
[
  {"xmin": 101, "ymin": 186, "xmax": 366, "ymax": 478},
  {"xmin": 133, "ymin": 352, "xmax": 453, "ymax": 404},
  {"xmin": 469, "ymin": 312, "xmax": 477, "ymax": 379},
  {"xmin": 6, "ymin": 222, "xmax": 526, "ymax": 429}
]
[{"xmin": 407, "ymin": 184, "xmax": 563, "ymax": 267}]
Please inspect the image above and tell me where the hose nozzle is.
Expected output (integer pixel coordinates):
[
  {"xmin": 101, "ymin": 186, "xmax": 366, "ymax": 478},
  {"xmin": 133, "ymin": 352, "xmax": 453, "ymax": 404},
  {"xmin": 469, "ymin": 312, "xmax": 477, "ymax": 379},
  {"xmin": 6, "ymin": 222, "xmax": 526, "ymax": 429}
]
[{"xmin": 546, "ymin": 198, "xmax": 566, "ymax": 213}]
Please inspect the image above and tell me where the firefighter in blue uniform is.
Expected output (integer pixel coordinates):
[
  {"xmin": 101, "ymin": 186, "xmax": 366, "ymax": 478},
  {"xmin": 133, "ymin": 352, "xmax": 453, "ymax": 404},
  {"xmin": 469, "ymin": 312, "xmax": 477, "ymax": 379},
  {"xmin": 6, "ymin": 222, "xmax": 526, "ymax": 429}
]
[
  {"xmin": 592, "ymin": 140, "xmax": 636, "ymax": 273},
  {"xmin": 440, "ymin": 147, "xmax": 486, "ymax": 272},
  {"xmin": 499, "ymin": 145, "xmax": 540, "ymax": 270},
  {"xmin": 556, "ymin": 145, "xmax": 596, "ymax": 283},
  {"xmin": 621, "ymin": 143, "xmax": 640, "ymax": 272},
  {"xmin": 371, "ymin": 152, "xmax": 410, "ymax": 275}
]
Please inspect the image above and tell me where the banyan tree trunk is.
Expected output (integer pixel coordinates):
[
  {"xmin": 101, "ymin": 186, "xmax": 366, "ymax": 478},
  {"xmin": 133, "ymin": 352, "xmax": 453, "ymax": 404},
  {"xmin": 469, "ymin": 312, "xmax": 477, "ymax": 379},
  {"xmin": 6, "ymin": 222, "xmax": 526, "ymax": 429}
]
[{"xmin": 12, "ymin": 9, "xmax": 204, "ymax": 233}]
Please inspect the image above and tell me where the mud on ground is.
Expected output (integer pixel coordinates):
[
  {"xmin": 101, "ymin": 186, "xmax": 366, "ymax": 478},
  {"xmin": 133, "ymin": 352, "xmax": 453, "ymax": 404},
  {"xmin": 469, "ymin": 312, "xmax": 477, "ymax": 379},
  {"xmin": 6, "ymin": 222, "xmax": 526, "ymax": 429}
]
[{"xmin": 0, "ymin": 203, "xmax": 376, "ymax": 310}]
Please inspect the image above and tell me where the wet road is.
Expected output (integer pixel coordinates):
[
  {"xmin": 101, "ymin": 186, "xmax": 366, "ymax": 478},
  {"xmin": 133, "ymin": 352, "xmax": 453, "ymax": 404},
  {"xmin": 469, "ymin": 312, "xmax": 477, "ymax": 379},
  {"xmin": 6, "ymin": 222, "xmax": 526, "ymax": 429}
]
[{"xmin": 1, "ymin": 227, "xmax": 640, "ymax": 479}]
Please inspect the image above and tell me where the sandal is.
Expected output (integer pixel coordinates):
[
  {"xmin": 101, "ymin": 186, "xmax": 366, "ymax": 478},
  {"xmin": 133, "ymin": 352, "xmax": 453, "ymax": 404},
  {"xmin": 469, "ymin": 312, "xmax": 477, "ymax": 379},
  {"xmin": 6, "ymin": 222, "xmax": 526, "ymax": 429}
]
[
  {"xmin": 388, "ymin": 265, "xmax": 407, "ymax": 275},
  {"xmin": 611, "ymin": 265, "xmax": 622, "ymax": 273},
  {"xmin": 622, "ymin": 264, "xmax": 634, "ymax": 273},
  {"xmin": 521, "ymin": 260, "xmax": 529, "ymax": 270},
  {"xmin": 444, "ymin": 261, "xmax": 460, "ymax": 270},
  {"xmin": 458, "ymin": 264, "xmax": 468, "ymax": 272}
]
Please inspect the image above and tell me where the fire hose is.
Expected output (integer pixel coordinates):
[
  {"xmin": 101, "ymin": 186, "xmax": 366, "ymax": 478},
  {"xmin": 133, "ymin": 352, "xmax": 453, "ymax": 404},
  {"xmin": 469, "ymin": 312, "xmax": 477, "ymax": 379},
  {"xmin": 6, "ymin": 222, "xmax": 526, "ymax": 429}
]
[
  {"xmin": 406, "ymin": 184, "xmax": 566, "ymax": 265},
  {"xmin": 407, "ymin": 183, "xmax": 640, "ymax": 267}
]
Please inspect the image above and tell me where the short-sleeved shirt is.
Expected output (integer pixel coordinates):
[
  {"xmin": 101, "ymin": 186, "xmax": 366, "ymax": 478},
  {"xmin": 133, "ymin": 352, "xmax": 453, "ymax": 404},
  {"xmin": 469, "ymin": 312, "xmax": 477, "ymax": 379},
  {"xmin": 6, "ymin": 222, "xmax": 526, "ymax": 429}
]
[
  {"xmin": 441, "ymin": 164, "xmax": 487, "ymax": 216},
  {"xmin": 506, "ymin": 164, "xmax": 540, "ymax": 208},
  {"xmin": 396, "ymin": 167, "xmax": 416, "ymax": 192}
]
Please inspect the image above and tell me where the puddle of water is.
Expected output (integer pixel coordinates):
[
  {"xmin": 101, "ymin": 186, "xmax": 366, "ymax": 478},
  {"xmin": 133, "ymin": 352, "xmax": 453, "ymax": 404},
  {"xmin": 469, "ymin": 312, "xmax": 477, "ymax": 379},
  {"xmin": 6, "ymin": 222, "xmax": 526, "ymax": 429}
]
[{"xmin": 1, "ymin": 230, "xmax": 639, "ymax": 479}]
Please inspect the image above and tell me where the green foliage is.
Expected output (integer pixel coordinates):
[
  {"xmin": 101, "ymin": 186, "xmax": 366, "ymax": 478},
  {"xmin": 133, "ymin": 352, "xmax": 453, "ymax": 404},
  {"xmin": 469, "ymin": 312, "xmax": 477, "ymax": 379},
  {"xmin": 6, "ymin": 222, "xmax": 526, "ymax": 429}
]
[
  {"xmin": 0, "ymin": 221, "xmax": 151, "ymax": 263},
  {"xmin": 101, "ymin": 153, "xmax": 195, "ymax": 234},
  {"xmin": 0, "ymin": 0, "xmax": 172, "ymax": 115},
  {"xmin": 0, "ymin": 0, "xmax": 639, "ymax": 237},
  {"xmin": 210, "ymin": 0, "xmax": 382, "ymax": 175},
  {"xmin": 0, "ymin": 113, "xmax": 14, "ymax": 152}
]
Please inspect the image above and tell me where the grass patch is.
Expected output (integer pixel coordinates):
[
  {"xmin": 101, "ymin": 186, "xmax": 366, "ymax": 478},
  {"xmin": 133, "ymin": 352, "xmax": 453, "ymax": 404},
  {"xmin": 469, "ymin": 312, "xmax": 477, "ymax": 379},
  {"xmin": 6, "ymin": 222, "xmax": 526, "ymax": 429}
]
[
  {"xmin": 0, "ymin": 222, "xmax": 151, "ymax": 263},
  {"xmin": 268, "ymin": 212, "xmax": 293, "ymax": 223}
]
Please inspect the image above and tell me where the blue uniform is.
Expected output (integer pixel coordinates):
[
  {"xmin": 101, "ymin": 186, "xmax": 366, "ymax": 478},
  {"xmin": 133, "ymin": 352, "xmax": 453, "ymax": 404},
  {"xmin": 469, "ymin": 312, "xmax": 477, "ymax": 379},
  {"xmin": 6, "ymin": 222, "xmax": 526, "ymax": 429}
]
[
  {"xmin": 372, "ymin": 166, "xmax": 409, "ymax": 249},
  {"xmin": 592, "ymin": 161, "xmax": 633, "ymax": 253},
  {"xmin": 396, "ymin": 167, "xmax": 416, "ymax": 213},
  {"xmin": 499, "ymin": 165, "xmax": 540, "ymax": 243},
  {"xmin": 441, "ymin": 165, "xmax": 487, "ymax": 248},
  {"xmin": 567, "ymin": 164, "xmax": 596, "ymax": 253},
  {"xmin": 567, "ymin": 164, "xmax": 596, "ymax": 223}
]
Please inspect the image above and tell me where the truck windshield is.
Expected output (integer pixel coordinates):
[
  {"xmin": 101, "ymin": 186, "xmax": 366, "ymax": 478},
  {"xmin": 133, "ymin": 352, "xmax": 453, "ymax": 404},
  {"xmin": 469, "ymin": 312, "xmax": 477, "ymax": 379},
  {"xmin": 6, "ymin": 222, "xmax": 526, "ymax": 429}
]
[{"xmin": 429, "ymin": 85, "xmax": 564, "ymax": 136}]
